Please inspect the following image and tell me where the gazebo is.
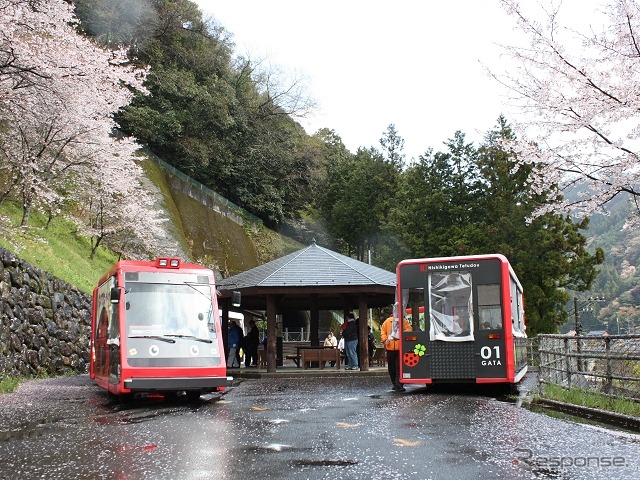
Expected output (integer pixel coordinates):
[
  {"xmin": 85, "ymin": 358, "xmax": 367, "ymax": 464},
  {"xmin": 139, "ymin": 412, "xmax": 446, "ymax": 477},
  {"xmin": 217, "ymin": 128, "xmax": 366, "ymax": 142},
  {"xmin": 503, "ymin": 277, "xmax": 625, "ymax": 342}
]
[{"xmin": 217, "ymin": 241, "xmax": 396, "ymax": 372}]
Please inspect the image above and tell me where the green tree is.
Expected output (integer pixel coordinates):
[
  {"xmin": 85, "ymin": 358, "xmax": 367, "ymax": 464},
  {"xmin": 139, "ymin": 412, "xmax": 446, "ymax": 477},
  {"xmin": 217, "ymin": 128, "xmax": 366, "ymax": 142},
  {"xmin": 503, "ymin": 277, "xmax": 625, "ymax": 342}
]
[
  {"xmin": 318, "ymin": 147, "xmax": 400, "ymax": 260},
  {"xmin": 75, "ymin": 0, "xmax": 315, "ymax": 226},
  {"xmin": 73, "ymin": 0, "xmax": 160, "ymax": 48},
  {"xmin": 379, "ymin": 124, "xmax": 406, "ymax": 170},
  {"xmin": 274, "ymin": 128, "xmax": 353, "ymax": 247},
  {"xmin": 392, "ymin": 131, "xmax": 483, "ymax": 258}
]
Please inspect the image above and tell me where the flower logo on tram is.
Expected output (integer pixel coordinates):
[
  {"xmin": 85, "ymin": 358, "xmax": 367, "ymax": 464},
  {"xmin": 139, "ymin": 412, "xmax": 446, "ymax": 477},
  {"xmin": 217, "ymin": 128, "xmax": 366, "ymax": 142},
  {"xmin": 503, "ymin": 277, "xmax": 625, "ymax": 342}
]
[{"xmin": 413, "ymin": 344, "xmax": 426, "ymax": 356}]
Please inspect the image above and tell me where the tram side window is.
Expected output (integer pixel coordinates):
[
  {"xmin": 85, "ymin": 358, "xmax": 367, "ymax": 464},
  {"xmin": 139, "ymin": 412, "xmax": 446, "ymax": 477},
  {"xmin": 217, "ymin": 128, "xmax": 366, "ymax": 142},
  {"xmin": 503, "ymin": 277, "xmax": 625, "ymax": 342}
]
[
  {"xmin": 107, "ymin": 277, "xmax": 120, "ymax": 344},
  {"xmin": 477, "ymin": 284, "xmax": 502, "ymax": 330},
  {"xmin": 510, "ymin": 279, "xmax": 525, "ymax": 335}
]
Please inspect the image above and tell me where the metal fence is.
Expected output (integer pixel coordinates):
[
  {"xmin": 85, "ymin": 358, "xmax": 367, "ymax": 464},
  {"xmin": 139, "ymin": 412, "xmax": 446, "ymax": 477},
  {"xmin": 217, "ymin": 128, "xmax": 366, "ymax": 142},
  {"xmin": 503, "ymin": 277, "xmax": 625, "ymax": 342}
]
[
  {"xmin": 537, "ymin": 334, "xmax": 640, "ymax": 401},
  {"xmin": 282, "ymin": 328, "xmax": 309, "ymax": 342},
  {"xmin": 526, "ymin": 336, "xmax": 540, "ymax": 367},
  {"xmin": 279, "ymin": 329, "xmax": 337, "ymax": 342}
]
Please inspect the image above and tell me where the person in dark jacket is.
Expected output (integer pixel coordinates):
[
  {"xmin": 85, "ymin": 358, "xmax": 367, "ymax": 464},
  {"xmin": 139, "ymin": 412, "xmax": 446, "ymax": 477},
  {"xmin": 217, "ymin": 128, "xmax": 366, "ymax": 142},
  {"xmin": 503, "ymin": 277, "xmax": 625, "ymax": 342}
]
[{"xmin": 343, "ymin": 313, "xmax": 359, "ymax": 370}]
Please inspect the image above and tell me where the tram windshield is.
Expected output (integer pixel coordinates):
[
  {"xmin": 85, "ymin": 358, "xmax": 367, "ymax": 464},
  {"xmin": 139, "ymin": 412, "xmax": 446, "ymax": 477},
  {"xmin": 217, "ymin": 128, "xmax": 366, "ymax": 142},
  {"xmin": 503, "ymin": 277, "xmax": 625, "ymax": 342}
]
[
  {"xmin": 124, "ymin": 281, "xmax": 215, "ymax": 340},
  {"xmin": 429, "ymin": 272, "xmax": 475, "ymax": 342}
]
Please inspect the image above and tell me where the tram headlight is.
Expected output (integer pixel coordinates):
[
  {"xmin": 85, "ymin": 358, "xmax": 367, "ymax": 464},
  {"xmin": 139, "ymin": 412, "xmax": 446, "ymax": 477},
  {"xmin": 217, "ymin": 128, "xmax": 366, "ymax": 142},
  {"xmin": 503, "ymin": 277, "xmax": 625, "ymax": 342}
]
[{"xmin": 155, "ymin": 257, "xmax": 181, "ymax": 268}]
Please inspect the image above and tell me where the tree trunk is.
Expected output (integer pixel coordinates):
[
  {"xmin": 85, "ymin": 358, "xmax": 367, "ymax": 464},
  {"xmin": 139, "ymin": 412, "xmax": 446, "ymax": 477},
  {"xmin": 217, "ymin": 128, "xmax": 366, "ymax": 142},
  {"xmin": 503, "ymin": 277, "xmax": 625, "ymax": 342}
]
[{"xmin": 21, "ymin": 195, "xmax": 32, "ymax": 227}]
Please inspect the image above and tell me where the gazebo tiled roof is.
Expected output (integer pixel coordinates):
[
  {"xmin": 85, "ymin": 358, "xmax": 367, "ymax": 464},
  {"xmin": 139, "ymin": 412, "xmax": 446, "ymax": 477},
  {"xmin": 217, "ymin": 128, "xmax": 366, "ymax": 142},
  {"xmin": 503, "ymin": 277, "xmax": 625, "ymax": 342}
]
[
  {"xmin": 220, "ymin": 241, "xmax": 395, "ymax": 288},
  {"xmin": 218, "ymin": 241, "xmax": 396, "ymax": 310}
]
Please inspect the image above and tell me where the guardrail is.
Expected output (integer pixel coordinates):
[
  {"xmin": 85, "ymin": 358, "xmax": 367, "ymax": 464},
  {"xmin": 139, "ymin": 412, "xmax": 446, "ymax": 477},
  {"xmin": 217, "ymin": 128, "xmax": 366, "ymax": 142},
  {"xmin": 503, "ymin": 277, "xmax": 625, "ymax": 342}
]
[
  {"xmin": 282, "ymin": 328, "xmax": 308, "ymax": 342},
  {"xmin": 537, "ymin": 334, "xmax": 640, "ymax": 401},
  {"xmin": 526, "ymin": 336, "xmax": 540, "ymax": 367}
]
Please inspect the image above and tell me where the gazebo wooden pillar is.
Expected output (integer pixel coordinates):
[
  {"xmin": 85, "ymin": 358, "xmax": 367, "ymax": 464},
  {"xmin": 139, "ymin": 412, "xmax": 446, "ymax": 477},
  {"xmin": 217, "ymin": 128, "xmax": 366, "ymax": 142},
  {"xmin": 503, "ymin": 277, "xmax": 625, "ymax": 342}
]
[
  {"xmin": 266, "ymin": 294, "xmax": 277, "ymax": 373},
  {"xmin": 358, "ymin": 293, "xmax": 369, "ymax": 371}
]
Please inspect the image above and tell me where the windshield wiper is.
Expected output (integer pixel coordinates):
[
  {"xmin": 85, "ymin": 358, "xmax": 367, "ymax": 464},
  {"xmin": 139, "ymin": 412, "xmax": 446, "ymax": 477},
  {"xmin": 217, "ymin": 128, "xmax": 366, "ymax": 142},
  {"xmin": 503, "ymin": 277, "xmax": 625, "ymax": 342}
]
[
  {"xmin": 164, "ymin": 335, "xmax": 213, "ymax": 343},
  {"xmin": 128, "ymin": 335, "xmax": 176, "ymax": 343}
]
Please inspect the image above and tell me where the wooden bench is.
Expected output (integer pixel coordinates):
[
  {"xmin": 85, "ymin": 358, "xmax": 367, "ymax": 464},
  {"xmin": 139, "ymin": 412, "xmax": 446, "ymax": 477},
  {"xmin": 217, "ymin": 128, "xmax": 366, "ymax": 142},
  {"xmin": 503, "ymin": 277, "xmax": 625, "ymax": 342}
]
[
  {"xmin": 371, "ymin": 347, "xmax": 386, "ymax": 366},
  {"xmin": 301, "ymin": 347, "xmax": 340, "ymax": 370},
  {"xmin": 284, "ymin": 353, "xmax": 301, "ymax": 367},
  {"xmin": 282, "ymin": 341, "xmax": 310, "ymax": 367},
  {"xmin": 258, "ymin": 349, "xmax": 268, "ymax": 368}
]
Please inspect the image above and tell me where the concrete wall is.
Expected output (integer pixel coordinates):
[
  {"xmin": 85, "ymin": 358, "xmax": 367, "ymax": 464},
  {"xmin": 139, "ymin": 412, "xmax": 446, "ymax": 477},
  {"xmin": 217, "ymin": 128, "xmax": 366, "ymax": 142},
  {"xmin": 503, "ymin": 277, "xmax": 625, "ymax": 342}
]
[{"xmin": 0, "ymin": 247, "xmax": 91, "ymax": 378}]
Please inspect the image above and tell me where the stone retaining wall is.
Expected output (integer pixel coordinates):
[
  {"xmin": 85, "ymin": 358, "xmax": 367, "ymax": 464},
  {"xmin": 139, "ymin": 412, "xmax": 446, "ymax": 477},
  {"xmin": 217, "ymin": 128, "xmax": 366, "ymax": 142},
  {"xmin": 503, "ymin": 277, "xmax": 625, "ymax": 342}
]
[{"xmin": 0, "ymin": 247, "xmax": 91, "ymax": 378}]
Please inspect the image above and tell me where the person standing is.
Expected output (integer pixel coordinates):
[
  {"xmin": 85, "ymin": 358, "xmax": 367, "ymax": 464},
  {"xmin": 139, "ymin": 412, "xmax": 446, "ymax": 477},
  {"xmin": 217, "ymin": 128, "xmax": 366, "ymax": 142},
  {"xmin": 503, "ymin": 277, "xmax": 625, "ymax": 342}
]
[
  {"xmin": 380, "ymin": 304, "xmax": 412, "ymax": 391},
  {"xmin": 367, "ymin": 326, "xmax": 376, "ymax": 359},
  {"xmin": 343, "ymin": 313, "xmax": 359, "ymax": 370},
  {"xmin": 243, "ymin": 319, "xmax": 260, "ymax": 367},
  {"xmin": 226, "ymin": 320, "xmax": 241, "ymax": 368},
  {"xmin": 337, "ymin": 335, "xmax": 346, "ymax": 365}
]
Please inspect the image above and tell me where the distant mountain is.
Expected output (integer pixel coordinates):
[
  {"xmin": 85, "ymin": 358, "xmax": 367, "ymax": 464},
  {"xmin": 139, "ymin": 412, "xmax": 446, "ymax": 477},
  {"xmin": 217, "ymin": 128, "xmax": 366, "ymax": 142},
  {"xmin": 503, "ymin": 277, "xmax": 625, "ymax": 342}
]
[{"xmin": 565, "ymin": 186, "xmax": 640, "ymax": 334}]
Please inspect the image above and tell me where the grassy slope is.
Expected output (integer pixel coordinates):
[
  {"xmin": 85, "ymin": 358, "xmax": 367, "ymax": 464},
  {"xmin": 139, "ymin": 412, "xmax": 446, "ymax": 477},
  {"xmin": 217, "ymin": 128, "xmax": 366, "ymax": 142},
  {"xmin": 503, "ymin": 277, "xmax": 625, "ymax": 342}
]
[{"xmin": 0, "ymin": 201, "xmax": 118, "ymax": 293}]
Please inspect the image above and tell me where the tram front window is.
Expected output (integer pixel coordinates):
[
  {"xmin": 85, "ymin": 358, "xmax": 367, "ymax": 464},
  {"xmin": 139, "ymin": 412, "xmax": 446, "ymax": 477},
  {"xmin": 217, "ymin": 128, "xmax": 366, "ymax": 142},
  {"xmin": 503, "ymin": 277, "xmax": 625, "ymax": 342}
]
[{"xmin": 125, "ymin": 282, "xmax": 214, "ymax": 339}]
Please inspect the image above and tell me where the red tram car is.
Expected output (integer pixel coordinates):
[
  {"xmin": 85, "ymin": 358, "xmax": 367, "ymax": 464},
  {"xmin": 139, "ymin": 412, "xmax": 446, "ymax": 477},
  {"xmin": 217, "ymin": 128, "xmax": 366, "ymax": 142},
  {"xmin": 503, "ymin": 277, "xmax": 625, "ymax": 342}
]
[
  {"xmin": 397, "ymin": 254, "xmax": 528, "ymax": 387},
  {"xmin": 90, "ymin": 257, "xmax": 231, "ymax": 400}
]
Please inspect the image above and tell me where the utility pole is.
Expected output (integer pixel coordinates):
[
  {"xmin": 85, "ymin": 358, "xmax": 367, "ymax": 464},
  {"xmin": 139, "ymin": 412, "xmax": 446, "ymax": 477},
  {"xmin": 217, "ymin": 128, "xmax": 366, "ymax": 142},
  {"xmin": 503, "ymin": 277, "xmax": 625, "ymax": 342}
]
[
  {"xmin": 573, "ymin": 296, "xmax": 584, "ymax": 374},
  {"xmin": 574, "ymin": 296, "xmax": 582, "ymax": 335},
  {"xmin": 573, "ymin": 295, "xmax": 606, "ymax": 335},
  {"xmin": 368, "ymin": 248, "xmax": 372, "ymax": 329}
]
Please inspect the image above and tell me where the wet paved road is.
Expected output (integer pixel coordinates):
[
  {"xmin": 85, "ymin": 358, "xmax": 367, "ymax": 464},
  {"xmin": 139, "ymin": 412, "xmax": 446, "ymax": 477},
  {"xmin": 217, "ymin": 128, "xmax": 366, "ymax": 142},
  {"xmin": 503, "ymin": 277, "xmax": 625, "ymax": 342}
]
[{"xmin": 0, "ymin": 374, "xmax": 638, "ymax": 479}]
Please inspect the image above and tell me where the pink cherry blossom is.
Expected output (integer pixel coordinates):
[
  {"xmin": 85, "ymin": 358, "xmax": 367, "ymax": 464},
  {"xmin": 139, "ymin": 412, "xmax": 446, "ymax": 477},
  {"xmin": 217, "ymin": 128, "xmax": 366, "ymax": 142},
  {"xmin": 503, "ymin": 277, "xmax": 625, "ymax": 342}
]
[
  {"xmin": 1, "ymin": 0, "xmax": 166, "ymax": 257},
  {"xmin": 496, "ymin": 0, "xmax": 640, "ymax": 224}
]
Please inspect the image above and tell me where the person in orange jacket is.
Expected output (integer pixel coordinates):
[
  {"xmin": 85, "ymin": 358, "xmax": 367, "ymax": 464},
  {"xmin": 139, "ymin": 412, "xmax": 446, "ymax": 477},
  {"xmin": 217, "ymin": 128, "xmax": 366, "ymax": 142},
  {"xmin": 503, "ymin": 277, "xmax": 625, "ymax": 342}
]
[{"xmin": 380, "ymin": 303, "xmax": 412, "ymax": 392}]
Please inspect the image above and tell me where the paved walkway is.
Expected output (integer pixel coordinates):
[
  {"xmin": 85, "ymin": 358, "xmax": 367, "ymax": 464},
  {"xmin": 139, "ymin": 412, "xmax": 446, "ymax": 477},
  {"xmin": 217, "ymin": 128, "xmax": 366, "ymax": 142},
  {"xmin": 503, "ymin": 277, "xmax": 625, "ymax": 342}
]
[{"xmin": 228, "ymin": 363, "xmax": 389, "ymax": 379}]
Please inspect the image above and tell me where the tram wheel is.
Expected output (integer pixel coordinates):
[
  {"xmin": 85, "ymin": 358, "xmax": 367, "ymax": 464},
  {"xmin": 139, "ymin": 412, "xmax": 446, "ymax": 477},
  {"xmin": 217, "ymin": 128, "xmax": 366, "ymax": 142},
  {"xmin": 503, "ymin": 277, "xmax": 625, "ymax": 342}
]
[
  {"xmin": 163, "ymin": 391, "xmax": 180, "ymax": 401},
  {"xmin": 186, "ymin": 390, "xmax": 201, "ymax": 402},
  {"xmin": 116, "ymin": 392, "xmax": 133, "ymax": 405}
]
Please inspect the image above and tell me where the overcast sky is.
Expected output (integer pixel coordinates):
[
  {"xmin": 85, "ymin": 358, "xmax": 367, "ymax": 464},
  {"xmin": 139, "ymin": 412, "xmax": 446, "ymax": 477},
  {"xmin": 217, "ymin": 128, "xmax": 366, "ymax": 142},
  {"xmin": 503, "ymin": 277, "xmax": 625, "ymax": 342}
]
[{"xmin": 192, "ymin": 0, "xmax": 589, "ymax": 161}]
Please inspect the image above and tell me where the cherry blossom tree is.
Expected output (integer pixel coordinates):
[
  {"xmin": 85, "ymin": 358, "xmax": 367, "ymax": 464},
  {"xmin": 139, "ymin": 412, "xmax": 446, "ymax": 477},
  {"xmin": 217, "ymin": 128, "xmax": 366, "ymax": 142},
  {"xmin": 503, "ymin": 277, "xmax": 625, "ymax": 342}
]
[
  {"xmin": 0, "ymin": 0, "xmax": 164, "ymax": 257},
  {"xmin": 495, "ymin": 0, "xmax": 640, "ymax": 222}
]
